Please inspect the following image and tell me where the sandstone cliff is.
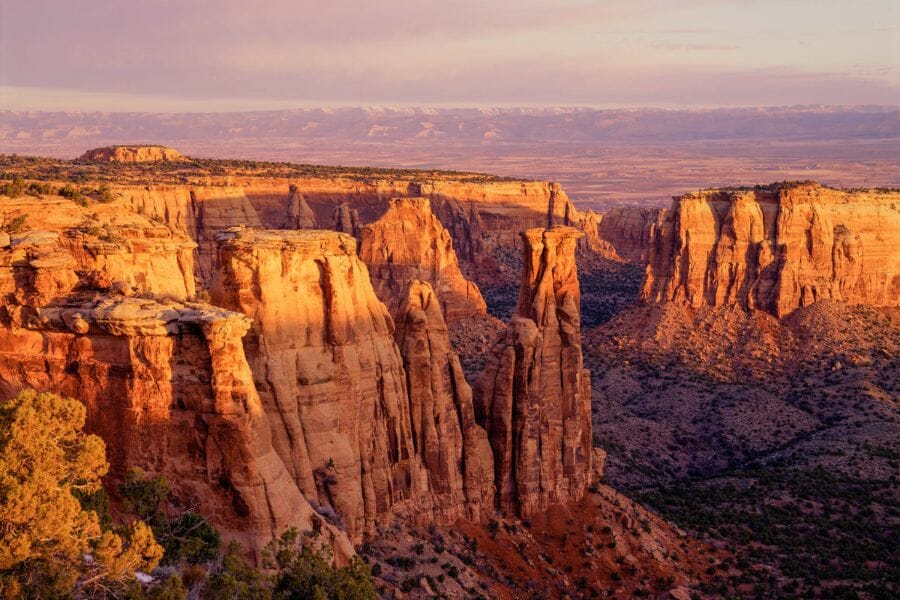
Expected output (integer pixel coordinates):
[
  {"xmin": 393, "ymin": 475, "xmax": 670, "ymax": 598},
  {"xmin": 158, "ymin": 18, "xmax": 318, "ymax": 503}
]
[
  {"xmin": 0, "ymin": 196, "xmax": 196, "ymax": 302},
  {"xmin": 78, "ymin": 145, "xmax": 185, "ymax": 163},
  {"xmin": 103, "ymin": 172, "xmax": 607, "ymax": 294},
  {"xmin": 394, "ymin": 280, "xmax": 495, "ymax": 521},
  {"xmin": 0, "ymin": 230, "xmax": 351, "ymax": 561},
  {"xmin": 360, "ymin": 198, "xmax": 487, "ymax": 322},
  {"xmin": 475, "ymin": 226, "xmax": 593, "ymax": 517},
  {"xmin": 211, "ymin": 228, "xmax": 431, "ymax": 539},
  {"xmin": 642, "ymin": 183, "xmax": 900, "ymax": 317},
  {"xmin": 598, "ymin": 206, "xmax": 664, "ymax": 263},
  {"xmin": 124, "ymin": 185, "xmax": 262, "ymax": 282}
]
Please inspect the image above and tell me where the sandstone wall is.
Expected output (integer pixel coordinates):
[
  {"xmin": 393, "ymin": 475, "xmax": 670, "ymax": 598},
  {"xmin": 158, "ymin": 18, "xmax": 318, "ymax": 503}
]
[
  {"xmin": 597, "ymin": 206, "xmax": 664, "ymax": 263},
  {"xmin": 117, "ymin": 177, "xmax": 600, "ymax": 286},
  {"xmin": 0, "ymin": 234, "xmax": 351, "ymax": 562},
  {"xmin": 0, "ymin": 196, "xmax": 197, "ymax": 302},
  {"xmin": 123, "ymin": 186, "xmax": 261, "ymax": 282},
  {"xmin": 210, "ymin": 228, "xmax": 431, "ymax": 539},
  {"xmin": 641, "ymin": 184, "xmax": 900, "ymax": 317}
]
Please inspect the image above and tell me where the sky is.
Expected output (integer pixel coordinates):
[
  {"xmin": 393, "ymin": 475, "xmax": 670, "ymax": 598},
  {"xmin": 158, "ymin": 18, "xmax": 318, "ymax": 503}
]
[{"xmin": 1, "ymin": 0, "xmax": 898, "ymax": 111}]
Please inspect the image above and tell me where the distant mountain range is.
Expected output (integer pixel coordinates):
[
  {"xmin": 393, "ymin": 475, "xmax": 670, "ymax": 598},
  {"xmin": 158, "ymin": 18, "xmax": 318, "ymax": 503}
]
[
  {"xmin": 2, "ymin": 106, "xmax": 899, "ymax": 152},
  {"xmin": 2, "ymin": 106, "xmax": 898, "ymax": 207}
]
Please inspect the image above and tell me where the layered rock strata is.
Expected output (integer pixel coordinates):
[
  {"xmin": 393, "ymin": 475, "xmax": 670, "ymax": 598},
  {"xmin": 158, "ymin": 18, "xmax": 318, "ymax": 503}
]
[
  {"xmin": 475, "ymin": 226, "xmax": 593, "ymax": 517},
  {"xmin": 360, "ymin": 198, "xmax": 487, "ymax": 322},
  {"xmin": 115, "ymin": 176, "xmax": 606, "ymax": 289},
  {"xmin": 124, "ymin": 186, "xmax": 262, "ymax": 282},
  {"xmin": 0, "ymin": 225, "xmax": 195, "ymax": 306},
  {"xmin": 641, "ymin": 184, "xmax": 900, "ymax": 317}
]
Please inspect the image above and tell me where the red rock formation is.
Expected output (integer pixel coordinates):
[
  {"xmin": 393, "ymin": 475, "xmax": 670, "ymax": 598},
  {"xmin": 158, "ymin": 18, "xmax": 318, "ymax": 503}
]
[
  {"xmin": 394, "ymin": 280, "xmax": 495, "ymax": 521},
  {"xmin": 0, "ymin": 196, "xmax": 197, "ymax": 302},
  {"xmin": 331, "ymin": 202, "xmax": 361, "ymax": 239},
  {"xmin": 598, "ymin": 206, "xmax": 664, "ymax": 263},
  {"xmin": 284, "ymin": 185, "xmax": 317, "ymax": 229},
  {"xmin": 113, "ymin": 174, "xmax": 609, "ymax": 292},
  {"xmin": 123, "ymin": 185, "xmax": 262, "ymax": 282},
  {"xmin": 642, "ymin": 184, "xmax": 900, "ymax": 317},
  {"xmin": 78, "ymin": 145, "xmax": 185, "ymax": 163},
  {"xmin": 211, "ymin": 228, "xmax": 430, "ymax": 539},
  {"xmin": 360, "ymin": 198, "xmax": 487, "ymax": 322},
  {"xmin": 475, "ymin": 226, "xmax": 593, "ymax": 517},
  {"xmin": 0, "ymin": 236, "xmax": 351, "ymax": 562}
]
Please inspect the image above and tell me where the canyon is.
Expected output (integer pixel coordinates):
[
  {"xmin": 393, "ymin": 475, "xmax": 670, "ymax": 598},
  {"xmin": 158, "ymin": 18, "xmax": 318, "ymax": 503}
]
[{"xmin": 0, "ymin": 149, "xmax": 897, "ymax": 597}]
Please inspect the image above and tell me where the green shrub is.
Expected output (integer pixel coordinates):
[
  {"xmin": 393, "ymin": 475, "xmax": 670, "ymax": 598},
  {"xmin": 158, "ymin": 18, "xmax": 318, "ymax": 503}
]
[
  {"xmin": 267, "ymin": 528, "xmax": 375, "ymax": 599},
  {"xmin": 0, "ymin": 177, "xmax": 25, "ymax": 198},
  {"xmin": 2, "ymin": 213, "xmax": 28, "ymax": 234},
  {"xmin": 120, "ymin": 467, "xmax": 170, "ymax": 521}
]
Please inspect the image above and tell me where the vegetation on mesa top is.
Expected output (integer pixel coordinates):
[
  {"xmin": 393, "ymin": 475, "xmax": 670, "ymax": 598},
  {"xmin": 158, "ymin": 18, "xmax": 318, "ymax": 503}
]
[{"xmin": 0, "ymin": 153, "xmax": 525, "ymax": 186}]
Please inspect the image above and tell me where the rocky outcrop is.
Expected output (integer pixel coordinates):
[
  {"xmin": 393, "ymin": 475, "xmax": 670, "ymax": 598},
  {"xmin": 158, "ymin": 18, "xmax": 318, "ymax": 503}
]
[
  {"xmin": 0, "ymin": 199, "xmax": 197, "ymax": 305},
  {"xmin": 394, "ymin": 280, "xmax": 495, "ymax": 521},
  {"xmin": 78, "ymin": 145, "xmax": 185, "ymax": 163},
  {"xmin": 475, "ymin": 226, "xmax": 593, "ymax": 517},
  {"xmin": 570, "ymin": 207, "xmax": 621, "ymax": 257},
  {"xmin": 211, "ymin": 228, "xmax": 430, "ymax": 539},
  {"xmin": 598, "ymin": 206, "xmax": 664, "ymax": 263},
  {"xmin": 331, "ymin": 202, "xmax": 361, "ymax": 239},
  {"xmin": 360, "ymin": 198, "xmax": 487, "ymax": 322},
  {"xmin": 284, "ymin": 185, "xmax": 317, "ymax": 229},
  {"xmin": 641, "ymin": 183, "xmax": 900, "ymax": 317}
]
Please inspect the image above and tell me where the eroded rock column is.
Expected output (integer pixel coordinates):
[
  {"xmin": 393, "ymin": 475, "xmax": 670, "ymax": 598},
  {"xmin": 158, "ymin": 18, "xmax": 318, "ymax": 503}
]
[
  {"xmin": 394, "ymin": 280, "xmax": 494, "ymax": 521},
  {"xmin": 475, "ymin": 226, "xmax": 593, "ymax": 517}
]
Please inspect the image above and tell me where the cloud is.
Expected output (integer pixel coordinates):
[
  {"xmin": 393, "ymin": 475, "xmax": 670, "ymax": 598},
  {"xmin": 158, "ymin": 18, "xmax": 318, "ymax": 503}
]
[
  {"xmin": 0, "ymin": 0, "xmax": 897, "ymax": 108},
  {"xmin": 650, "ymin": 43, "xmax": 741, "ymax": 51}
]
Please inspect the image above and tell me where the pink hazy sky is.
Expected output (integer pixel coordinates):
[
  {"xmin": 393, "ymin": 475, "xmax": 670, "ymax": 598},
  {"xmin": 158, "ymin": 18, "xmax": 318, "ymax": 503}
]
[{"xmin": 1, "ymin": 0, "xmax": 898, "ymax": 111}]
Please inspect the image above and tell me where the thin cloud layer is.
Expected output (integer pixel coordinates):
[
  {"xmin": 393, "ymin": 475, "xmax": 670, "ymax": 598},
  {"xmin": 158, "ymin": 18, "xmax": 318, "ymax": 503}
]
[{"xmin": 0, "ymin": 0, "xmax": 897, "ymax": 109}]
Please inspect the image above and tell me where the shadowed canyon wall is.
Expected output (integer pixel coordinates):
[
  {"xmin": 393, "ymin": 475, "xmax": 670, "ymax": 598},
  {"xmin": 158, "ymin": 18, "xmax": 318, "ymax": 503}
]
[
  {"xmin": 394, "ymin": 280, "xmax": 495, "ymax": 521},
  {"xmin": 598, "ymin": 206, "xmax": 664, "ymax": 263}
]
